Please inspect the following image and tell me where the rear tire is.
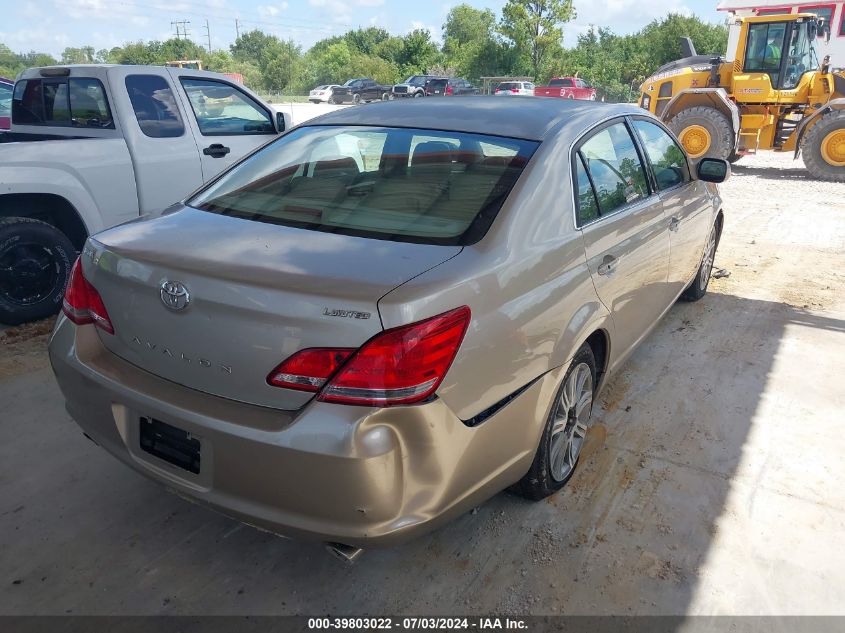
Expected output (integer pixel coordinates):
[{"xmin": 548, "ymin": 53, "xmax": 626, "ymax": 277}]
[
  {"xmin": 515, "ymin": 344, "xmax": 596, "ymax": 501},
  {"xmin": 0, "ymin": 217, "xmax": 76, "ymax": 326},
  {"xmin": 802, "ymin": 110, "xmax": 845, "ymax": 182},
  {"xmin": 668, "ymin": 106, "xmax": 733, "ymax": 161}
]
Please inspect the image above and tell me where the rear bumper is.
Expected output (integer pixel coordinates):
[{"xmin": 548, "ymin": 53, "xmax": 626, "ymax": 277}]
[{"xmin": 49, "ymin": 318, "xmax": 558, "ymax": 547}]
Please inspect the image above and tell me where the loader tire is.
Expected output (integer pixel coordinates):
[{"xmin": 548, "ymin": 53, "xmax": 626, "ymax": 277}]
[
  {"xmin": 802, "ymin": 109, "xmax": 845, "ymax": 182},
  {"xmin": 668, "ymin": 106, "xmax": 734, "ymax": 162}
]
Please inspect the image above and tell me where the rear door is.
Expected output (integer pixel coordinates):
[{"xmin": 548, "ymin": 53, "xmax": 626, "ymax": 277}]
[
  {"xmin": 116, "ymin": 70, "xmax": 204, "ymax": 214},
  {"xmin": 575, "ymin": 119, "xmax": 672, "ymax": 360},
  {"xmin": 173, "ymin": 72, "xmax": 277, "ymax": 181},
  {"xmin": 631, "ymin": 117, "xmax": 713, "ymax": 297}
]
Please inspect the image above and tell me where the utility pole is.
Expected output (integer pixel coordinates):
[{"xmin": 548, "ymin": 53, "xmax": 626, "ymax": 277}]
[
  {"xmin": 235, "ymin": 18, "xmax": 241, "ymax": 39},
  {"xmin": 171, "ymin": 20, "xmax": 191, "ymax": 40},
  {"xmin": 202, "ymin": 19, "xmax": 212, "ymax": 53}
]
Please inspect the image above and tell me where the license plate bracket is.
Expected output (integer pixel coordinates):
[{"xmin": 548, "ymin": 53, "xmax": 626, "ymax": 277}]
[{"xmin": 139, "ymin": 417, "xmax": 201, "ymax": 474}]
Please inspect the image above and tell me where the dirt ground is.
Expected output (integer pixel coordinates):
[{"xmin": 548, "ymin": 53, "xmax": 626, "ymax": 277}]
[{"xmin": 1, "ymin": 152, "xmax": 844, "ymax": 616}]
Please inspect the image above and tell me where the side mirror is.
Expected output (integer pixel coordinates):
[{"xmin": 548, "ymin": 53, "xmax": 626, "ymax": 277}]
[
  {"xmin": 275, "ymin": 111, "xmax": 288, "ymax": 133},
  {"xmin": 697, "ymin": 157, "xmax": 730, "ymax": 183}
]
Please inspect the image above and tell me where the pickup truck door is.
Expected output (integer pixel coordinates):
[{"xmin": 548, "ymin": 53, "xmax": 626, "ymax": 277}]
[
  {"xmin": 173, "ymin": 72, "xmax": 278, "ymax": 182},
  {"xmin": 114, "ymin": 69, "xmax": 204, "ymax": 214}
]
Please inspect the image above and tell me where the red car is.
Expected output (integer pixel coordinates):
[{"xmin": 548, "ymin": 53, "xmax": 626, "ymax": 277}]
[
  {"xmin": 534, "ymin": 77, "xmax": 596, "ymax": 101},
  {"xmin": 0, "ymin": 77, "xmax": 12, "ymax": 131}
]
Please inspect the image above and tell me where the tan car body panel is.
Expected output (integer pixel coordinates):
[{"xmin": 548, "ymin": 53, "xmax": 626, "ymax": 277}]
[{"xmin": 49, "ymin": 100, "xmax": 722, "ymax": 547}]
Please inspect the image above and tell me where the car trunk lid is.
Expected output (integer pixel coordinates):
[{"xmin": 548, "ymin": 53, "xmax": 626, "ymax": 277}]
[{"xmin": 85, "ymin": 207, "xmax": 461, "ymax": 410}]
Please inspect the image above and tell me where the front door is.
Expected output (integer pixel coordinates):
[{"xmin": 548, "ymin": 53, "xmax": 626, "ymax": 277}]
[
  {"xmin": 173, "ymin": 72, "xmax": 278, "ymax": 182},
  {"xmin": 575, "ymin": 120, "xmax": 672, "ymax": 361}
]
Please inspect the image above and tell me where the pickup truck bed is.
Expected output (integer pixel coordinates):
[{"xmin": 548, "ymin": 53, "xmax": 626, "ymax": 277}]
[{"xmin": 0, "ymin": 64, "xmax": 287, "ymax": 325}]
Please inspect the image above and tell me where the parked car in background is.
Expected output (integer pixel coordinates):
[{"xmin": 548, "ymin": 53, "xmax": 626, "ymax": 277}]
[
  {"xmin": 535, "ymin": 77, "xmax": 597, "ymax": 100},
  {"xmin": 392, "ymin": 75, "xmax": 438, "ymax": 98},
  {"xmin": 333, "ymin": 78, "xmax": 392, "ymax": 104},
  {"xmin": 0, "ymin": 64, "xmax": 288, "ymax": 325},
  {"xmin": 308, "ymin": 84, "xmax": 342, "ymax": 104},
  {"xmin": 425, "ymin": 77, "xmax": 480, "ymax": 96},
  {"xmin": 0, "ymin": 77, "xmax": 12, "ymax": 131},
  {"xmin": 49, "ymin": 97, "xmax": 728, "ymax": 553},
  {"xmin": 494, "ymin": 81, "xmax": 535, "ymax": 96}
]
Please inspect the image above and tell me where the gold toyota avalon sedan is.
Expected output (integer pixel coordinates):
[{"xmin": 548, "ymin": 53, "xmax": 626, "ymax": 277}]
[{"xmin": 49, "ymin": 97, "xmax": 728, "ymax": 556}]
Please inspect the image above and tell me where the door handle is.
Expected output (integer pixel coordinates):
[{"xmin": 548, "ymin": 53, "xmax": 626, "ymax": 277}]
[
  {"xmin": 668, "ymin": 216, "xmax": 681, "ymax": 232},
  {"xmin": 597, "ymin": 255, "xmax": 618, "ymax": 276},
  {"xmin": 203, "ymin": 143, "xmax": 231, "ymax": 158}
]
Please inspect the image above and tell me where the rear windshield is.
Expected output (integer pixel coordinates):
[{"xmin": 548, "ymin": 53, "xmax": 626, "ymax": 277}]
[
  {"xmin": 429, "ymin": 79, "xmax": 448, "ymax": 88},
  {"xmin": 498, "ymin": 83, "xmax": 518, "ymax": 90},
  {"xmin": 12, "ymin": 77, "xmax": 114, "ymax": 128},
  {"xmin": 189, "ymin": 125, "xmax": 538, "ymax": 245},
  {"xmin": 549, "ymin": 78, "xmax": 574, "ymax": 87}
]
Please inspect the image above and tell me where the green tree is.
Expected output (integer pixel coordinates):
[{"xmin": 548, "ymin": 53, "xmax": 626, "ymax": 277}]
[
  {"xmin": 61, "ymin": 46, "xmax": 96, "ymax": 64},
  {"xmin": 442, "ymin": 4, "xmax": 504, "ymax": 81},
  {"xmin": 499, "ymin": 0, "xmax": 576, "ymax": 79}
]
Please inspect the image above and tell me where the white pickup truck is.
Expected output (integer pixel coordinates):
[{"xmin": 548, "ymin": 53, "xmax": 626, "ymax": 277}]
[{"xmin": 0, "ymin": 64, "xmax": 290, "ymax": 325}]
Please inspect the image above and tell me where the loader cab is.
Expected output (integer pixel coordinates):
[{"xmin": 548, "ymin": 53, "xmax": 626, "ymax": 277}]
[{"xmin": 740, "ymin": 15, "xmax": 821, "ymax": 91}]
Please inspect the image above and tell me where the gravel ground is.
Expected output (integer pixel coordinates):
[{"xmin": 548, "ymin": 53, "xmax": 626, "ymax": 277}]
[{"xmin": 1, "ymin": 151, "xmax": 844, "ymax": 616}]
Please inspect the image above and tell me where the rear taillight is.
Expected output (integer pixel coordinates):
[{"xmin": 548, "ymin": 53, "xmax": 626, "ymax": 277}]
[
  {"xmin": 267, "ymin": 348, "xmax": 354, "ymax": 391},
  {"xmin": 267, "ymin": 306, "xmax": 471, "ymax": 407},
  {"xmin": 446, "ymin": 85, "xmax": 453, "ymax": 95},
  {"xmin": 62, "ymin": 257, "xmax": 114, "ymax": 334},
  {"xmin": 511, "ymin": 89, "xmax": 519, "ymax": 93}
]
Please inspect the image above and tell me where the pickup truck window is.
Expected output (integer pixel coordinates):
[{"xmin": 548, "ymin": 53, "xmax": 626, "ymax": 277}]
[
  {"xmin": 180, "ymin": 78, "xmax": 274, "ymax": 136},
  {"xmin": 549, "ymin": 79, "xmax": 574, "ymax": 87},
  {"xmin": 13, "ymin": 77, "xmax": 114, "ymax": 128},
  {"xmin": 126, "ymin": 74, "xmax": 185, "ymax": 138}
]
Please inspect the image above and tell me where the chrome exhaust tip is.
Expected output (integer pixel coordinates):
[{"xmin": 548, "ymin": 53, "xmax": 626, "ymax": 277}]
[{"xmin": 325, "ymin": 542, "xmax": 364, "ymax": 564}]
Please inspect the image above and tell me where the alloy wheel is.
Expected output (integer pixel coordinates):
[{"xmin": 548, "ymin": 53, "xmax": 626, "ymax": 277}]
[
  {"xmin": 549, "ymin": 362, "xmax": 593, "ymax": 482},
  {"xmin": 699, "ymin": 226, "xmax": 717, "ymax": 292}
]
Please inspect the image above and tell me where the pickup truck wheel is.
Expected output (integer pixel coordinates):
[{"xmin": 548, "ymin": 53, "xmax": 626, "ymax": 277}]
[
  {"xmin": 413, "ymin": 91, "xmax": 423, "ymax": 98},
  {"xmin": 381, "ymin": 92, "xmax": 389, "ymax": 101},
  {"xmin": 352, "ymin": 94, "xmax": 361, "ymax": 104},
  {"xmin": 515, "ymin": 343, "xmax": 596, "ymax": 500},
  {"xmin": 0, "ymin": 217, "xmax": 76, "ymax": 326}
]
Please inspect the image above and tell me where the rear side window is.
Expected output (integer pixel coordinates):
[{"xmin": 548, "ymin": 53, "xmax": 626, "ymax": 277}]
[
  {"xmin": 632, "ymin": 119, "xmax": 690, "ymax": 190},
  {"xmin": 12, "ymin": 77, "xmax": 114, "ymax": 128},
  {"xmin": 126, "ymin": 74, "xmax": 185, "ymax": 138},
  {"xmin": 189, "ymin": 125, "xmax": 538, "ymax": 245},
  {"xmin": 575, "ymin": 154, "xmax": 600, "ymax": 226},
  {"xmin": 180, "ymin": 78, "xmax": 274, "ymax": 135},
  {"xmin": 577, "ymin": 121, "xmax": 649, "ymax": 219}
]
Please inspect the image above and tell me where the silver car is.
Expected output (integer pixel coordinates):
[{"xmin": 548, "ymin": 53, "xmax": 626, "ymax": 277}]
[{"xmin": 49, "ymin": 98, "xmax": 727, "ymax": 552}]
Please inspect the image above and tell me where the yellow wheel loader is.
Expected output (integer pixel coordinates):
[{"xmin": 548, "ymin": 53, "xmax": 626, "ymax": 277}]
[{"xmin": 639, "ymin": 13, "xmax": 845, "ymax": 181}]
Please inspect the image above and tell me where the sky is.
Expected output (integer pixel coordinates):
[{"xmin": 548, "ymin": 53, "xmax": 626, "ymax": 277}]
[{"xmin": 0, "ymin": 0, "xmax": 725, "ymax": 58}]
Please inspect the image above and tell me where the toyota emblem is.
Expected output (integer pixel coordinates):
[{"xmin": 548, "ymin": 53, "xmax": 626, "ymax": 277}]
[{"xmin": 160, "ymin": 280, "xmax": 190, "ymax": 311}]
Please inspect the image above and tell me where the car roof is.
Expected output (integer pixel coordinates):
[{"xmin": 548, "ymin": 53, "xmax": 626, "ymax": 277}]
[{"xmin": 303, "ymin": 97, "xmax": 640, "ymax": 142}]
